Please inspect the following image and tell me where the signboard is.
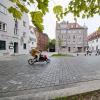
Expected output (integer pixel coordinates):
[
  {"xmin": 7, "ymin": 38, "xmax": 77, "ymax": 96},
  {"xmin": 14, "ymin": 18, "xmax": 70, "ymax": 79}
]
[{"xmin": 9, "ymin": 46, "xmax": 14, "ymax": 49}]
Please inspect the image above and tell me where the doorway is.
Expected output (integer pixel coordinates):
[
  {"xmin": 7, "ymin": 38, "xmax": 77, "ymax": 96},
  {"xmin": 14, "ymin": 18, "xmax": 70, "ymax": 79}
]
[
  {"xmin": 14, "ymin": 42, "xmax": 18, "ymax": 53},
  {"xmin": 68, "ymin": 47, "xmax": 70, "ymax": 52}
]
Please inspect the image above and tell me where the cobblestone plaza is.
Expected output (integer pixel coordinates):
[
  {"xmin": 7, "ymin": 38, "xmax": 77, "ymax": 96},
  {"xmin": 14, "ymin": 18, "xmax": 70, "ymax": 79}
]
[{"xmin": 0, "ymin": 55, "xmax": 100, "ymax": 97}]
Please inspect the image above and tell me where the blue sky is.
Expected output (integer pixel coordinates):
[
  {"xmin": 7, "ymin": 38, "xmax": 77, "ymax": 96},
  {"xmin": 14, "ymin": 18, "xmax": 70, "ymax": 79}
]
[{"xmin": 29, "ymin": 0, "xmax": 100, "ymax": 39}]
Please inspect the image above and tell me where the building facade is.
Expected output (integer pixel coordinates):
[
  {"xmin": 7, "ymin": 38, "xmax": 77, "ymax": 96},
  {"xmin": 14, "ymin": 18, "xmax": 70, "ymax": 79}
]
[
  {"xmin": 36, "ymin": 31, "xmax": 49, "ymax": 51},
  {"xmin": 56, "ymin": 21, "xmax": 88, "ymax": 53},
  {"xmin": 0, "ymin": 0, "xmax": 30, "ymax": 56},
  {"xmin": 87, "ymin": 30, "xmax": 100, "ymax": 52},
  {"xmin": 29, "ymin": 26, "xmax": 37, "ymax": 50}
]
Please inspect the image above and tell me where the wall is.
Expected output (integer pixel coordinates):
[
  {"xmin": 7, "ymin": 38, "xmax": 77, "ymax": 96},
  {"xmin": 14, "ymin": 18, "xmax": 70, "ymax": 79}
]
[
  {"xmin": 0, "ymin": 0, "xmax": 30, "ymax": 56},
  {"xmin": 56, "ymin": 21, "xmax": 88, "ymax": 53},
  {"xmin": 88, "ymin": 38, "xmax": 100, "ymax": 51}
]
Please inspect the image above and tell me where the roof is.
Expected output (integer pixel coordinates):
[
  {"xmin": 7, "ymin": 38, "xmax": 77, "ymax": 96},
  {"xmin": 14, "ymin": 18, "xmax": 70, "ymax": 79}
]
[
  {"xmin": 87, "ymin": 30, "xmax": 100, "ymax": 41},
  {"xmin": 57, "ymin": 21, "xmax": 86, "ymax": 29},
  {"xmin": 67, "ymin": 23, "xmax": 84, "ymax": 29}
]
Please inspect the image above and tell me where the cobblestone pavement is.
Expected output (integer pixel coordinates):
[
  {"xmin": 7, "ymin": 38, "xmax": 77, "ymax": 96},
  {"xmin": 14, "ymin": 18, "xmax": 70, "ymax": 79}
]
[{"xmin": 0, "ymin": 54, "xmax": 100, "ymax": 97}]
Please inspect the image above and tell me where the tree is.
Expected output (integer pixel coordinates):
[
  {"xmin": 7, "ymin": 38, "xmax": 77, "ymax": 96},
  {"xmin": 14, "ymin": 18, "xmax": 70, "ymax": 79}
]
[
  {"xmin": 8, "ymin": 0, "xmax": 100, "ymax": 32},
  {"xmin": 47, "ymin": 39, "xmax": 55, "ymax": 52},
  {"xmin": 8, "ymin": 0, "xmax": 49, "ymax": 32},
  {"xmin": 53, "ymin": 0, "xmax": 100, "ymax": 20},
  {"xmin": 98, "ymin": 26, "xmax": 100, "ymax": 31}
]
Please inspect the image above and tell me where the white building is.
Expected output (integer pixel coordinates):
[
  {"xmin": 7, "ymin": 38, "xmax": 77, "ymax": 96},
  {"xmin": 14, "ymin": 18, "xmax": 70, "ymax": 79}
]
[
  {"xmin": 29, "ymin": 26, "xmax": 37, "ymax": 50},
  {"xmin": 87, "ymin": 30, "xmax": 100, "ymax": 51},
  {"xmin": 56, "ymin": 21, "xmax": 88, "ymax": 53},
  {"xmin": 0, "ymin": 0, "xmax": 30, "ymax": 56}
]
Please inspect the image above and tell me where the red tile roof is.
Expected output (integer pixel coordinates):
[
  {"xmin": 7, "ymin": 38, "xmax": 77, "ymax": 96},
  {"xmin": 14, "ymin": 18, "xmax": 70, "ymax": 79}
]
[
  {"xmin": 87, "ymin": 30, "xmax": 100, "ymax": 41},
  {"xmin": 67, "ymin": 23, "xmax": 84, "ymax": 29}
]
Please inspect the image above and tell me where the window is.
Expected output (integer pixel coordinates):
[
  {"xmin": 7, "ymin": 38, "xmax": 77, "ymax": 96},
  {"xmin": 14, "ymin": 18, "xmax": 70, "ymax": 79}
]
[
  {"xmin": 61, "ymin": 30, "xmax": 66, "ymax": 34},
  {"xmin": 32, "ymin": 42, "xmax": 34, "ymax": 45},
  {"xmin": 73, "ymin": 35, "xmax": 75, "ymax": 39},
  {"xmin": 0, "ymin": 40, "xmax": 6, "ymax": 50},
  {"xmin": 96, "ymin": 45, "xmax": 98, "ymax": 50},
  {"xmin": 72, "ymin": 31, "xmax": 76, "ymax": 33},
  {"xmin": 23, "ymin": 21, "xmax": 26, "ymax": 27},
  {"xmin": 62, "ymin": 35, "xmax": 63, "ymax": 39},
  {"xmin": 60, "ymin": 24, "xmax": 66, "ymax": 28},
  {"xmin": 15, "ymin": 19, "xmax": 18, "ymax": 29},
  {"xmin": 68, "ymin": 31, "xmax": 71, "ymax": 33},
  {"xmin": 23, "ymin": 43, "xmax": 26, "ymax": 49},
  {"xmin": 96, "ymin": 39, "xmax": 98, "ymax": 42},
  {"xmin": 23, "ymin": 32, "xmax": 26, "ymax": 37},
  {"xmin": 14, "ymin": 19, "xmax": 18, "ymax": 35},
  {"xmin": 30, "ymin": 37, "xmax": 36, "ymax": 42},
  {"xmin": 3, "ymin": 23, "xmax": 6, "ymax": 30},
  {"xmin": 0, "ymin": 22, "xmax": 7, "ymax": 31},
  {"xmin": 0, "ymin": 4, "xmax": 7, "ymax": 14},
  {"xmin": 68, "ymin": 47, "xmax": 70, "ymax": 52},
  {"xmin": 76, "ymin": 25, "xmax": 78, "ymax": 28},
  {"xmin": 79, "ymin": 30, "xmax": 81, "ymax": 33},
  {"xmin": 0, "ymin": 22, "xmax": 2, "ymax": 30},
  {"xmin": 73, "ymin": 41, "xmax": 75, "ymax": 42},
  {"xmin": 71, "ymin": 25, "xmax": 73, "ymax": 28}
]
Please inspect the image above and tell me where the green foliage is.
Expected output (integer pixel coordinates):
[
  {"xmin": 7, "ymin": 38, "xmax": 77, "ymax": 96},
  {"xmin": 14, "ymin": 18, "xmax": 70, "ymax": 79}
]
[
  {"xmin": 29, "ymin": 0, "xmax": 34, "ymax": 3},
  {"xmin": 47, "ymin": 39, "xmax": 55, "ymax": 49},
  {"xmin": 8, "ymin": 7, "xmax": 22, "ymax": 19},
  {"xmin": 8, "ymin": 0, "xmax": 49, "ymax": 32},
  {"xmin": 51, "ymin": 53, "xmax": 73, "ymax": 57},
  {"xmin": 53, "ymin": 5, "xmax": 63, "ymax": 21},
  {"xmin": 66, "ymin": 0, "xmax": 100, "ymax": 18},
  {"xmin": 30, "ymin": 11, "xmax": 44, "ymax": 32},
  {"xmin": 98, "ymin": 27, "xmax": 100, "ymax": 31},
  {"xmin": 37, "ymin": 0, "xmax": 49, "ymax": 15},
  {"xmin": 53, "ymin": 0, "xmax": 100, "ymax": 21},
  {"xmin": 53, "ymin": 89, "xmax": 100, "ymax": 100},
  {"xmin": 9, "ymin": 0, "xmax": 100, "ymax": 31}
]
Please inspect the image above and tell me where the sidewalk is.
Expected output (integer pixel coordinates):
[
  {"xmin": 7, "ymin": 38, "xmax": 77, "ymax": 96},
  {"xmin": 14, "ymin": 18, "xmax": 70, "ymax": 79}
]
[
  {"xmin": 0, "ymin": 54, "xmax": 28, "ymax": 61},
  {"xmin": 1, "ymin": 79, "xmax": 100, "ymax": 100}
]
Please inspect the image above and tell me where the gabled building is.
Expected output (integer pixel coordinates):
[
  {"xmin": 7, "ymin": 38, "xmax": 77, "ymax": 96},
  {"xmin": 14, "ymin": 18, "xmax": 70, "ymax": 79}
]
[
  {"xmin": 34, "ymin": 29, "xmax": 49, "ymax": 51},
  {"xmin": 87, "ymin": 30, "xmax": 100, "ymax": 51},
  {"xmin": 56, "ymin": 21, "xmax": 88, "ymax": 53},
  {"xmin": 0, "ymin": 0, "xmax": 30, "ymax": 56}
]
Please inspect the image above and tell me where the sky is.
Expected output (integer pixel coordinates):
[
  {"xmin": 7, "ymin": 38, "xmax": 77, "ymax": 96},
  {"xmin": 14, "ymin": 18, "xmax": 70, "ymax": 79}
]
[{"xmin": 29, "ymin": 0, "xmax": 100, "ymax": 39}]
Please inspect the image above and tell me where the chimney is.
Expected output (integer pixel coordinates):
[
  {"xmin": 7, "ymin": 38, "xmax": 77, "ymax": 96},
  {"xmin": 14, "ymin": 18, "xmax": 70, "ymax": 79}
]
[
  {"xmin": 74, "ymin": 18, "xmax": 77, "ymax": 28},
  {"xmin": 74, "ymin": 18, "xmax": 77, "ymax": 23}
]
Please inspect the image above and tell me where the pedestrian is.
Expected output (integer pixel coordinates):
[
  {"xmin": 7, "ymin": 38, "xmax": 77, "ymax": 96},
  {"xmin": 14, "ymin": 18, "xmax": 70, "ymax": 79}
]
[
  {"xmin": 96, "ymin": 49, "xmax": 100, "ymax": 56},
  {"xmin": 86, "ymin": 50, "xmax": 89, "ymax": 56},
  {"xmin": 98, "ymin": 49, "xmax": 100, "ymax": 55}
]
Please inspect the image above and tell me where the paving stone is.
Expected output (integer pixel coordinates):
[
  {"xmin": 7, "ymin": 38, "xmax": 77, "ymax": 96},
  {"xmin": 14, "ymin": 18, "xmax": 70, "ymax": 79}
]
[{"xmin": 0, "ymin": 55, "xmax": 100, "ymax": 97}]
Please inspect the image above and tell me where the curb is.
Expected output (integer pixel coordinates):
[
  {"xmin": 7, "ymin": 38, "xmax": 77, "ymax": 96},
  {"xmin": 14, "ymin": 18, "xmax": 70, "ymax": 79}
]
[{"xmin": 1, "ymin": 79, "xmax": 100, "ymax": 100}]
